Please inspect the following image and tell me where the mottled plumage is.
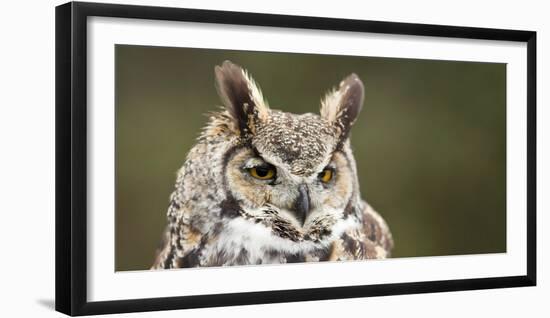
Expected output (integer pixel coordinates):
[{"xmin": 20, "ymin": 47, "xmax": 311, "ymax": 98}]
[{"xmin": 152, "ymin": 61, "xmax": 393, "ymax": 269}]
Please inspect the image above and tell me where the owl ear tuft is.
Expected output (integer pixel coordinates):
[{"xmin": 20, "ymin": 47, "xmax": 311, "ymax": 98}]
[
  {"xmin": 320, "ymin": 74, "xmax": 364, "ymax": 141},
  {"xmin": 215, "ymin": 61, "xmax": 270, "ymax": 137}
]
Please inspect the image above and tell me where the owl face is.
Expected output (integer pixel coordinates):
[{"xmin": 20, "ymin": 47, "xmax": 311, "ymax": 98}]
[
  {"xmin": 225, "ymin": 113, "xmax": 355, "ymax": 228},
  {"xmin": 213, "ymin": 61, "xmax": 364, "ymax": 246}
]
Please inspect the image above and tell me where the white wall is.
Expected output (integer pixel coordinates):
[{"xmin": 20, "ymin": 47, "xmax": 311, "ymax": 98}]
[{"xmin": 0, "ymin": 0, "xmax": 546, "ymax": 316}]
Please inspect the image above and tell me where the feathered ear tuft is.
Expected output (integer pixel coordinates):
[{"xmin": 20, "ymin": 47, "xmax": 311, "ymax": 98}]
[
  {"xmin": 320, "ymin": 74, "xmax": 364, "ymax": 141},
  {"xmin": 214, "ymin": 61, "xmax": 270, "ymax": 137}
]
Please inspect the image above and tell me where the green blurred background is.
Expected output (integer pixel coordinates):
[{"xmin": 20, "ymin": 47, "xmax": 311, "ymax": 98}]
[{"xmin": 115, "ymin": 45, "xmax": 506, "ymax": 271}]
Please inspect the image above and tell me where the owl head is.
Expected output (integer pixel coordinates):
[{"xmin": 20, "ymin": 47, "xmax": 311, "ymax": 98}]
[{"xmin": 202, "ymin": 61, "xmax": 365, "ymax": 245}]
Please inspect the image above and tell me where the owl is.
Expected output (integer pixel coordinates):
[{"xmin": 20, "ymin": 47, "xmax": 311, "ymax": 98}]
[{"xmin": 152, "ymin": 61, "xmax": 393, "ymax": 269}]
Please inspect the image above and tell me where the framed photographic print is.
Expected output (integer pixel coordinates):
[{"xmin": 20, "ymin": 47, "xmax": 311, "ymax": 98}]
[{"xmin": 55, "ymin": 1, "xmax": 536, "ymax": 316}]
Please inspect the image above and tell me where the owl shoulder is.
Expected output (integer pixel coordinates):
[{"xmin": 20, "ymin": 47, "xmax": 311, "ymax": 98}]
[
  {"xmin": 151, "ymin": 197, "xmax": 206, "ymax": 269},
  {"xmin": 328, "ymin": 201, "xmax": 394, "ymax": 261},
  {"xmin": 360, "ymin": 201, "xmax": 394, "ymax": 256}
]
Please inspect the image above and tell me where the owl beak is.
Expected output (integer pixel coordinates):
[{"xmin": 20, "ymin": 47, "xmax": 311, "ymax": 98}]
[{"xmin": 294, "ymin": 184, "xmax": 311, "ymax": 226}]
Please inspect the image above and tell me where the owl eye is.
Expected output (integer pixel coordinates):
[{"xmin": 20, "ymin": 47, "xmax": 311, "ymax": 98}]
[
  {"xmin": 248, "ymin": 165, "xmax": 276, "ymax": 180},
  {"xmin": 319, "ymin": 168, "xmax": 334, "ymax": 183}
]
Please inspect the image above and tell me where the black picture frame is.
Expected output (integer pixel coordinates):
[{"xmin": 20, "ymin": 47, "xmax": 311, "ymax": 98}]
[{"xmin": 55, "ymin": 1, "xmax": 537, "ymax": 316}]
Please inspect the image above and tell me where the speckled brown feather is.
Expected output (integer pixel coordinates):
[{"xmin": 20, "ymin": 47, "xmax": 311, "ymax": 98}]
[{"xmin": 328, "ymin": 202, "xmax": 394, "ymax": 261}]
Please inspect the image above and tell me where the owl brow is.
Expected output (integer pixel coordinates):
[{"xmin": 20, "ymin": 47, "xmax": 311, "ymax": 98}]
[
  {"xmin": 250, "ymin": 146, "xmax": 279, "ymax": 166},
  {"xmin": 242, "ymin": 157, "xmax": 267, "ymax": 169},
  {"xmin": 321, "ymin": 150, "xmax": 341, "ymax": 170},
  {"xmin": 250, "ymin": 145, "xmax": 262, "ymax": 158},
  {"xmin": 234, "ymin": 145, "xmax": 273, "ymax": 170}
]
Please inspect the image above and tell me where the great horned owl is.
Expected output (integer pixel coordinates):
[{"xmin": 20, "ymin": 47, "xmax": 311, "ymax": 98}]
[{"xmin": 152, "ymin": 61, "xmax": 393, "ymax": 269}]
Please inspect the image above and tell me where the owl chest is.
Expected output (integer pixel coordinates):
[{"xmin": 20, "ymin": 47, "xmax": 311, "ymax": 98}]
[{"xmin": 199, "ymin": 218, "xmax": 332, "ymax": 266}]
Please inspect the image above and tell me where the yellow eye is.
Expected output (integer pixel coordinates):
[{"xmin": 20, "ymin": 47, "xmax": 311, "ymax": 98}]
[
  {"xmin": 319, "ymin": 168, "xmax": 333, "ymax": 183},
  {"xmin": 249, "ymin": 166, "xmax": 276, "ymax": 180}
]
